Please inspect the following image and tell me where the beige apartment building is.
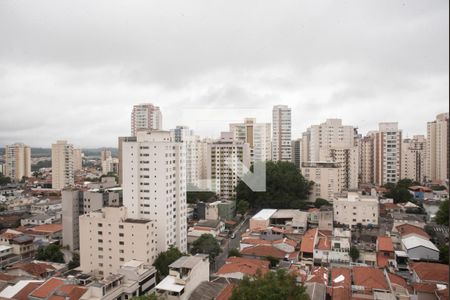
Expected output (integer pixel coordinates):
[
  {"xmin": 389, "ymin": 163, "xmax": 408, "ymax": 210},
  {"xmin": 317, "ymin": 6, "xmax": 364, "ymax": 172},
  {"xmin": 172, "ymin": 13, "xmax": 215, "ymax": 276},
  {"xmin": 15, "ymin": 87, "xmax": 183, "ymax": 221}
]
[
  {"xmin": 51, "ymin": 140, "xmax": 74, "ymax": 189},
  {"xmin": 301, "ymin": 162, "xmax": 340, "ymax": 201},
  {"xmin": 73, "ymin": 148, "xmax": 83, "ymax": 171},
  {"xmin": 131, "ymin": 103, "xmax": 162, "ymax": 136},
  {"xmin": 207, "ymin": 132, "xmax": 251, "ymax": 200},
  {"xmin": 320, "ymin": 145, "xmax": 359, "ymax": 191},
  {"xmin": 401, "ymin": 135, "xmax": 426, "ymax": 183},
  {"xmin": 229, "ymin": 118, "xmax": 272, "ymax": 162},
  {"xmin": 79, "ymin": 206, "xmax": 156, "ymax": 277},
  {"xmin": 333, "ymin": 192, "xmax": 379, "ymax": 227},
  {"xmin": 426, "ymin": 112, "xmax": 449, "ymax": 183},
  {"xmin": 4, "ymin": 143, "xmax": 31, "ymax": 181},
  {"xmin": 359, "ymin": 133, "xmax": 375, "ymax": 185},
  {"xmin": 272, "ymin": 105, "xmax": 292, "ymax": 162}
]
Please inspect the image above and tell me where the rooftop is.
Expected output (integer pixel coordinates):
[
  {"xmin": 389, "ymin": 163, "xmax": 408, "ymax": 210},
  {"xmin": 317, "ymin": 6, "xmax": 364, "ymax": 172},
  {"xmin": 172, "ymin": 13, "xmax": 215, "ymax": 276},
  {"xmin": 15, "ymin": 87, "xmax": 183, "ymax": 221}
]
[
  {"xmin": 411, "ymin": 262, "xmax": 449, "ymax": 283},
  {"xmin": 252, "ymin": 209, "xmax": 277, "ymax": 220},
  {"xmin": 377, "ymin": 236, "xmax": 394, "ymax": 252},
  {"xmin": 155, "ymin": 275, "xmax": 184, "ymax": 293},
  {"xmin": 352, "ymin": 267, "xmax": 389, "ymax": 291},
  {"xmin": 396, "ymin": 223, "xmax": 430, "ymax": 239},
  {"xmin": 402, "ymin": 236, "xmax": 439, "ymax": 252},
  {"xmin": 169, "ymin": 254, "xmax": 209, "ymax": 269}
]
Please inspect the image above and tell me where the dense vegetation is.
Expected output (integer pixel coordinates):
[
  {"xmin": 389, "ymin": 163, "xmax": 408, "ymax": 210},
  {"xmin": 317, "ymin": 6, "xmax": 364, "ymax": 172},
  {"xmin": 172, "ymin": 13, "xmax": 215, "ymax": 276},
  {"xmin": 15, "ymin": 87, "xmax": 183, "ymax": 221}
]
[
  {"xmin": 0, "ymin": 173, "xmax": 12, "ymax": 185},
  {"xmin": 230, "ymin": 269, "xmax": 309, "ymax": 300},
  {"xmin": 186, "ymin": 190, "xmax": 217, "ymax": 204},
  {"xmin": 435, "ymin": 199, "xmax": 449, "ymax": 226},
  {"xmin": 383, "ymin": 178, "xmax": 417, "ymax": 203},
  {"xmin": 35, "ymin": 244, "xmax": 65, "ymax": 263},
  {"xmin": 190, "ymin": 234, "xmax": 221, "ymax": 260},
  {"xmin": 236, "ymin": 161, "xmax": 312, "ymax": 209},
  {"xmin": 31, "ymin": 160, "xmax": 52, "ymax": 171},
  {"xmin": 152, "ymin": 246, "xmax": 184, "ymax": 280}
]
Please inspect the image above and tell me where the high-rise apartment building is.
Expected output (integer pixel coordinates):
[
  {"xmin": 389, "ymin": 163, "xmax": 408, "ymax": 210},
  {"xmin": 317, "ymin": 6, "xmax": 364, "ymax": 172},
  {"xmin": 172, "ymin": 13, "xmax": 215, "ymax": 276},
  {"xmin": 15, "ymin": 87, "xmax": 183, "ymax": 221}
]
[
  {"xmin": 79, "ymin": 206, "xmax": 156, "ymax": 276},
  {"xmin": 320, "ymin": 146, "xmax": 359, "ymax": 191},
  {"xmin": 374, "ymin": 123, "xmax": 402, "ymax": 185},
  {"xmin": 207, "ymin": 132, "xmax": 251, "ymax": 200},
  {"xmin": 426, "ymin": 113, "xmax": 449, "ymax": 183},
  {"xmin": 359, "ymin": 133, "xmax": 376, "ymax": 185},
  {"xmin": 4, "ymin": 143, "xmax": 31, "ymax": 181},
  {"xmin": 51, "ymin": 140, "xmax": 74, "ymax": 189},
  {"xmin": 291, "ymin": 138, "xmax": 302, "ymax": 169},
  {"xmin": 73, "ymin": 148, "xmax": 83, "ymax": 171},
  {"xmin": 272, "ymin": 105, "xmax": 292, "ymax": 161},
  {"xmin": 121, "ymin": 130, "xmax": 187, "ymax": 253},
  {"xmin": 170, "ymin": 125, "xmax": 192, "ymax": 143},
  {"xmin": 305, "ymin": 119, "xmax": 355, "ymax": 162},
  {"xmin": 131, "ymin": 103, "xmax": 162, "ymax": 136},
  {"xmin": 229, "ymin": 118, "xmax": 271, "ymax": 162},
  {"xmin": 401, "ymin": 135, "xmax": 426, "ymax": 183},
  {"xmin": 301, "ymin": 162, "xmax": 340, "ymax": 201}
]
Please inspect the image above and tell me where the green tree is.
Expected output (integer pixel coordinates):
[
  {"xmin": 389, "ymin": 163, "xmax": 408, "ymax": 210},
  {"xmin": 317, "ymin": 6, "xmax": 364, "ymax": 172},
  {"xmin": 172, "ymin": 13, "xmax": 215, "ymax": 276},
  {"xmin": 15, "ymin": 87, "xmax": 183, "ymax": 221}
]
[
  {"xmin": 228, "ymin": 248, "xmax": 241, "ymax": 258},
  {"xmin": 383, "ymin": 179, "xmax": 416, "ymax": 203},
  {"xmin": 131, "ymin": 293, "xmax": 160, "ymax": 300},
  {"xmin": 68, "ymin": 253, "xmax": 80, "ymax": 270},
  {"xmin": 349, "ymin": 246, "xmax": 360, "ymax": 262},
  {"xmin": 191, "ymin": 234, "xmax": 221, "ymax": 260},
  {"xmin": 439, "ymin": 244, "xmax": 449, "ymax": 264},
  {"xmin": 0, "ymin": 173, "xmax": 11, "ymax": 185},
  {"xmin": 153, "ymin": 246, "xmax": 184, "ymax": 280},
  {"xmin": 314, "ymin": 198, "xmax": 330, "ymax": 208},
  {"xmin": 435, "ymin": 200, "xmax": 449, "ymax": 226},
  {"xmin": 236, "ymin": 161, "xmax": 311, "ymax": 209},
  {"xmin": 35, "ymin": 244, "xmax": 65, "ymax": 263},
  {"xmin": 230, "ymin": 269, "xmax": 309, "ymax": 300},
  {"xmin": 236, "ymin": 200, "xmax": 250, "ymax": 215},
  {"xmin": 265, "ymin": 256, "xmax": 278, "ymax": 268}
]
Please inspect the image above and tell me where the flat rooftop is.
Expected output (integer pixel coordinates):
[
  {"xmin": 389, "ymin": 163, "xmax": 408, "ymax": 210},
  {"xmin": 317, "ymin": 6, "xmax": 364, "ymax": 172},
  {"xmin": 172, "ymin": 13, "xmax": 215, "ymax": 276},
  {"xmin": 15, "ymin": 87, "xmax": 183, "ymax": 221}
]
[{"xmin": 252, "ymin": 209, "xmax": 277, "ymax": 220}]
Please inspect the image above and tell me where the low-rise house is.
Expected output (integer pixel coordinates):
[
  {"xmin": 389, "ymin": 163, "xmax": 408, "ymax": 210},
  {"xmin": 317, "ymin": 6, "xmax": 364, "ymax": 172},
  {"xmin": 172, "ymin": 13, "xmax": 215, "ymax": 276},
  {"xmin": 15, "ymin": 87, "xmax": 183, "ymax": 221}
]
[
  {"xmin": 216, "ymin": 257, "xmax": 269, "ymax": 280},
  {"xmin": 28, "ymin": 277, "xmax": 87, "ymax": 300},
  {"xmin": 376, "ymin": 236, "xmax": 395, "ymax": 268},
  {"xmin": 0, "ymin": 230, "xmax": 35, "ymax": 259},
  {"xmin": 333, "ymin": 192, "xmax": 379, "ymax": 228},
  {"xmin": 394, "ymin": 223, "xmax": 430, "ymax": 240},
  {"xmin": 304, "ymin": 267, "xmax": 328, "ymax": 300},
  {"xmin": 6, "ymin": 262, "xmax": 56, "ymax": 279},
  {"xmin": 330, "ymin": 267, "xmax": 351, "ymax": 300},
  {"xmin": 20, "ymin": 213, "xmax": 58, "ymax": 226},
  {"xmin": 0, "ymin": 280, "xmax": 43, "ymax": 299},
  {"xmin": 351, "ymin": 266, "xmax": 390, "ymax": 297},
  {"xmin": 249, "ymin": 209, "xmax": 277, "ymax": 231},
  {"xmin": 0, "ymin": 245, "xmax": 16, "ymax": 267},
  {"xmin": 387, "ymin": 272, "xmax": 410, "ymax": 299},
  {"xmin": 17, "ymin": 224, "xmax": 63, "ymax": 242},
  {"xmin": 269, "ymin": 209, "xmax": 308, "ymax": 234},
  {"xmin": 155, "ymin": 254, "xmax": 210, "ymax": 300},
  {"xmin": 299, "ymin": 228, "xmax": 317, "ymax": 265},
  {"xmin": 401, "ymin": 236, "xmax": 439, "ymax": 261},
  {"xmin": 307, "ymin": 208, "xmax": 319, "ymax": 226},
  {"xmin": 410, "ymin": 262, "xmax": 449, "ymax": 285},
  {"xmin": 240, "ymin": 244, "xmax": 299, "ymax": 264},
  {"xmin": 188, "ymin": 279, "xmax": 234, "ymax": 300}
]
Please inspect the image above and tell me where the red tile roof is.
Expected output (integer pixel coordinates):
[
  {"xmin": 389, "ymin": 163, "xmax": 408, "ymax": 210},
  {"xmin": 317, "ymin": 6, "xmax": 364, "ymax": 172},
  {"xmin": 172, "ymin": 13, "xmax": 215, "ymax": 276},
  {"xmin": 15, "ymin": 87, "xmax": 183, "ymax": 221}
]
[
  {"xmin": 383, "ymin": 203, "xmax": 400, "ymax": 210},
  {"xmin": 412, "ymin": 283, "xmax": 438, "ymax": 294},
  {"xmin": 240, "ymin": 238, "xmax": 272, "ymax": 245},
  {"xmin": 0, "ymin": 273, "xmax": 18, "ymax": 282},
  {"xmin": 31, "ymin": 224, "xmax": 63, "ymax": 233},
  {"xmin": 307, "ymin": 266, "xmax": 328, "ymax": 285},
  {"xmin": 11, "ymin": 282, "xmax": 41, "ymax": 300},
  {"xmin": 436, "ymin": 288, "xmax": 449, "ymax": 300},
  {"xmin": 273, "ymin": 238, "xmax": 297, "ymax": 247},
  {"xmin": 377, "ymin": 236, "xmax": 394, "ymax": 252},
  {"xmin": 396, "ymin": 224, "xmax": 430, "ymax": 239},
  {"xmin": 57, "ymin": 284, "xmax": 87, "ymax": 300},
  {"xmin": 217, "ymin": 257, "xmax": 269, "ymax": 277},
  {"xmin": 331, "ymin": 268, "xmax": 352, "ymax": 300},
  {"xmin": 30, "ymin": 278, "xmax": 64, "ymax": 298},
  {"xmin": 9, "ymin": 262, "xmax": 56, "ymax": 277},
  {"xmin": 376, "ymin": 254, "xmax": 390, "ymax": 268},
  {"xmin": 388, "ymin": 273, "xmax": 408, "ymax": 289},
  {"xmin": 352, "ymin": 267, "xmax": 389, "ymax": 292},
  {"xmin": 411, "ymin": 262, "xmax": 449, "ymax": 284},
  {"xmin": 300, "ymin": 228, "xmax": 317, "ymax": 253},
  {"xmin": 316, "ymin": 237, "xmax": 331, "ymax": 250},
  {"xmin": 240, "ymin": 245, "xmax": 286, "ymax": 259}
]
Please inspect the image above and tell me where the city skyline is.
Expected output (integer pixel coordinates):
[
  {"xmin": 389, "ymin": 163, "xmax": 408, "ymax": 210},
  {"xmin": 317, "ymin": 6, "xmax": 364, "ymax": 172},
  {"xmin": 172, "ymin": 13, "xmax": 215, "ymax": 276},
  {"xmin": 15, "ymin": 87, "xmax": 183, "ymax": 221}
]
[{"xmin": 0, "ymin": 0, "xmax": 448, "ymax": 147}]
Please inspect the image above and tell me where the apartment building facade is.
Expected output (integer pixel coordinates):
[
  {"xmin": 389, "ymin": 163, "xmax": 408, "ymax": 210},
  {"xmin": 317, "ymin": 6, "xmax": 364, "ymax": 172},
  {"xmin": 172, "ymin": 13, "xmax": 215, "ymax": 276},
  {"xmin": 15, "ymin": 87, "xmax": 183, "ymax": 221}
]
[
  {"xmin": 4, "ymin": 143, "xmax": 31, "ymax": 181},
  {"xmin": 51, "ymin": 140, "xmax": 74, "ymax": 189},
  {"xmin": 131, "ymin": 103, "xmax": 162, "ymax": 136},
  {"xmin": 229, "ymin": 118, "xmax": 271, "ymax": 162},
  {"xmin": 401, "ymin": 135, "xmax": 426, "ymax": 183},
  {"xmin": 426, "ymin": 112, "xmax": 449, "ymax": 183},
  {"xmin": 272, "ymin": 105, "xmax": 292, "ymax": 161}
]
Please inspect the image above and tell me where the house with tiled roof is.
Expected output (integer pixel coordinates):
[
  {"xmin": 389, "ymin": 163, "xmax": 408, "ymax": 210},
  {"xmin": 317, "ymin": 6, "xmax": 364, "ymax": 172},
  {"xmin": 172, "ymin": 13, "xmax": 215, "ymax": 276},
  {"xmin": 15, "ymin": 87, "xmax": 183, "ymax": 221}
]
[
  {"xmin": 351, "ymin": 266, "xmax": 390, "ymax": 296},
  {"xmin": 313, "ymin": 229, "xmax": 351, "ymax": 266},
  {"xmin": 216, "ymin": 257, "xmax": 269, "ymax": 279},
  {"xmin": 411, "ymin": 262, "xmax": 449, "ymax": 285},
  {"xmin": 376, "ymin": 236, "xmax": 395, "ymax": 268},
  {"xmin": 401, "ymin": 235, "xmax": 439, "ymax": 261},
  {"xmin": 6, "ymin": 262, "xmax": 56, "ymax": 279},
  {"xmin": 395, "ymin": 223, "xmax": 430, "ymax": 240},
  {"xmin": 28, "ymin": 277, "xmax": 87, "ymax": 300},
  {"xmin": 300, "ymin": 228, "xmax": 317, "ymax": 265},
  {"xmin": 240, "ymin": 244, "xmax": 299, "ymax": 263},
  {"xmin": 330, "ymin": 267, "xmax": 351, "ymax": 300}
]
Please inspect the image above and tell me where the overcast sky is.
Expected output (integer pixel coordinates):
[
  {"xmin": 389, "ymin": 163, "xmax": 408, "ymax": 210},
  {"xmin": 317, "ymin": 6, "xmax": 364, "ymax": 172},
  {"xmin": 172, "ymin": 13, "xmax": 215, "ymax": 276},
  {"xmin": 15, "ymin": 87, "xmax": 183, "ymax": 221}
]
[{"xmin": 0, "ymin": 0, "xmax": 448, "ymax": 148}]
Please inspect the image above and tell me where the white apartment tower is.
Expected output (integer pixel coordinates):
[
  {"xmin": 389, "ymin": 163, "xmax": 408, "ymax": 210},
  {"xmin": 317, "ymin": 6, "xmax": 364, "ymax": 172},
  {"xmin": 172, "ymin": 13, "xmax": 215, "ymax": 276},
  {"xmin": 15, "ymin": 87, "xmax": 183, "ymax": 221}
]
[
  {"xmin": 374, "ymin": 123, "xmax": 402, "ymax": 185},
  {"xmin": 426, "ymin": 113, "xmax": 449, "ymax": 183},
  {"xmin": 51, "ymin": 140, "xmax": 74, "ymax": 189},
  {"xmin": 4, "ymin": 143, "xmax": 31, "ymax": 181},
  {"xmin": 229, "ymin": 118, "xmax": 271, "ymax": 162},
  {"xmin": 131, "ymin": 103, "xmax": 162, "ymax": 136},
  {"xmin": 401, "ymin": 135, "xmax": 426, "ymax": 183},
  {"xmin": 272, "ymin": 105, "xmax": 292, "ymax": 161},
  {"xmin": 320, "ymin": 146, "xmax": 359, "ymax": 191},
  {"xmin": 306, "ymin": 119, "xmax": 355, "ymax": 162},
  {"xmin": 207, "ymin": 132, "xmax": 251, "ymax": 200},
  {"xmin": 121, "ymin": 130, "xmax": 187, "ymax": 253}
]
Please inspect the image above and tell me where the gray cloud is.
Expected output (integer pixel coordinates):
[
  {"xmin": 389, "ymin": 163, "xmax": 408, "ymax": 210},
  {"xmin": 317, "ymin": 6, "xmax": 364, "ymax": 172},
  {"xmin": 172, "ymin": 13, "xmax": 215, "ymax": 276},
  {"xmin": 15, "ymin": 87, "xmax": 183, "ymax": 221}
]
[{"xmin": 0, "ymin": 0, "xmax": 448, "ymax": 147}]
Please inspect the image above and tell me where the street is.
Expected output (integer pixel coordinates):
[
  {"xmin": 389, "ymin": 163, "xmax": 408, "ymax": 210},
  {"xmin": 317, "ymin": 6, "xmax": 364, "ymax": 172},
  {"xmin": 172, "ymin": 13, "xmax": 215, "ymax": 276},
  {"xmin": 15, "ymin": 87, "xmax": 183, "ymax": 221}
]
[{"xmin": 212, "ymin": 215, "xmax": 250, "ymax": 272}]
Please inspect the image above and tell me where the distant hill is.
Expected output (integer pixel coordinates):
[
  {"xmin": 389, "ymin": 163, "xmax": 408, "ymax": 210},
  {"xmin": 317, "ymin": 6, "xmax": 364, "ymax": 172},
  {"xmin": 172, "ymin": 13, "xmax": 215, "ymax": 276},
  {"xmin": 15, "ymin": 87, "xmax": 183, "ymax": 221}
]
[{"xmin": 0, "ymin": 147, "xmax": 118, "ymax": 158}]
